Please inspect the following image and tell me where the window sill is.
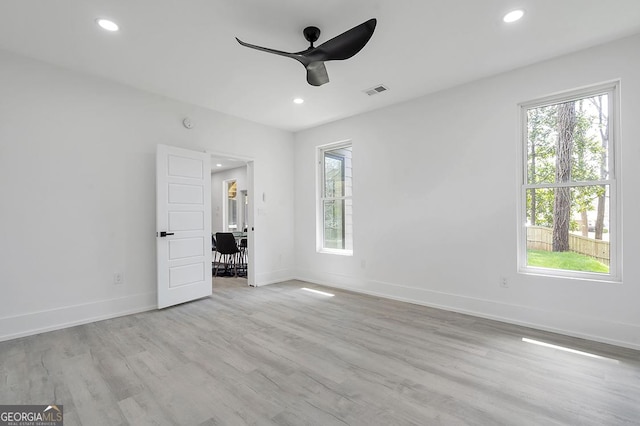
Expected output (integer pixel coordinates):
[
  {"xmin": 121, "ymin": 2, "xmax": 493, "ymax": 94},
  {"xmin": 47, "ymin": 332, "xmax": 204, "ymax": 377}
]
[
  {"xmin": 318, "ymin": 248, "xmax": 353, "ymax": 256},
  {"xmin": 518, "ymin": 267, "xmax": 621, "ymax": 284}
]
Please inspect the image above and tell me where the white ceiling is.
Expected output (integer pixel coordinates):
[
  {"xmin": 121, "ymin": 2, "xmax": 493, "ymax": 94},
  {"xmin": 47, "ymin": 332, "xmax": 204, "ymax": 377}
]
[
  {"xmin": 1, "ymin": 1, "xmax": 639, "ymax": 132},
  {"xmin": 210, "ymin": 156, "xmax": 247, "ymax": 174}
]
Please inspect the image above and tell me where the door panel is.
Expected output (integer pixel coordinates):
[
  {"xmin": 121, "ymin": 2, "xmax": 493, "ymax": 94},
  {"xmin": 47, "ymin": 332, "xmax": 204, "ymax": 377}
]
[
  {"xmin": 169, "ymin": 237, "xmax": 205, "ymax": 259},
  {"xmin": 168, "ymin": 211, "xmax": 204, "ymax": 231},
  {"xmin": 168, "ymin": 183, "xmax": 203, "ymax": 204},
  {"xmin": 168, "ymin": 155, "xmax": 204, "ymax": 178},
  {"xmin": 169, "ymin": 263, "xmax": 205, "ymax": 288}
]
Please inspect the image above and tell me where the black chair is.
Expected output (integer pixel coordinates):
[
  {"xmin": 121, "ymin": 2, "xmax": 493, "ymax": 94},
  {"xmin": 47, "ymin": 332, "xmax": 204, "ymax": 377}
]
[
  {"xmin": 211, "ymin": 234, "xmax": 219, "ymax": 271},
  {"xmin": 237, "ymin": 238, "xmax": 248, "ymax": 276},
  {"xmin": 214, "ymin": 232, "xmax": 240, "ymax": 277}
]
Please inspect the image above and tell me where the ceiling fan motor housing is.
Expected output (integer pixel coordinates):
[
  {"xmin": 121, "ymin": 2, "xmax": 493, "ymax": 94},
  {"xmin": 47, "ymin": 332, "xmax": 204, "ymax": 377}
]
[{"xmin": 303, "ymin": 26, "xmax": 321, "ymax": 47}]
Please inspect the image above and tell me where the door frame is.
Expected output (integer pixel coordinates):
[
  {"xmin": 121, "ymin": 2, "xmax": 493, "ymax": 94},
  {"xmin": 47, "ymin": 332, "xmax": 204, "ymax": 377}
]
[{"xmin": 209, "ymin": 151, "xmax": 256, "ymax": 287}]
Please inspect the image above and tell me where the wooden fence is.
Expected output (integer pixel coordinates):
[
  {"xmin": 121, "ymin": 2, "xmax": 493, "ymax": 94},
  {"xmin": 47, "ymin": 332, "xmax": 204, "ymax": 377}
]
[{"xmin": 527, "ymin": 226, "xmax": 610, "ymax": 266}]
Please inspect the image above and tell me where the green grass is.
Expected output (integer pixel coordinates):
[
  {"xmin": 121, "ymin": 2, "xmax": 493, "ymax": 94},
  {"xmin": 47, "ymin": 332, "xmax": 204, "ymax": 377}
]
[{"xmin": 527, "ymin": 249, "xmax": 609, "ymax": 273}]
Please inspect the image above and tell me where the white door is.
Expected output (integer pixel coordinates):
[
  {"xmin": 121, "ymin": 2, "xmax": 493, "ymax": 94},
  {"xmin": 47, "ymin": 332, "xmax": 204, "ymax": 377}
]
[{"xmin": 156, "ymin": 144, "xmax": 212, "ymax": 309}]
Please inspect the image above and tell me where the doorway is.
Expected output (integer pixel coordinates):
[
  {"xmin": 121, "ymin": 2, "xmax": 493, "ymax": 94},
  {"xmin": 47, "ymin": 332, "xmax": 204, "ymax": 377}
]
[{"xmin": 210, "ymin": 154, "xmax": 255, "ymax": 287}]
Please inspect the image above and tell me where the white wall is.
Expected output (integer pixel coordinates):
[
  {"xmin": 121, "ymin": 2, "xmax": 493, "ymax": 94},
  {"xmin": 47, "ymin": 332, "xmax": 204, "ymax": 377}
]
[
  {"xmin": 211, "ymin": 167, "xmax": 248, "ymax": 233},
  {"xmin": 0, "ymin": 49, "xmax": 295, "ymax": 341},
  {"xmin": 293, "ymin": 34, "xmax": 640, "ymax": 350}
]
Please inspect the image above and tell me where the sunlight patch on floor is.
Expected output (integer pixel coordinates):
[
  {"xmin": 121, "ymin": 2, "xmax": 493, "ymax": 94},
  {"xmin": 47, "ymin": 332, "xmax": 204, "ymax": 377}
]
[
  {"xmin": 300, "ymin": 287, "xmax": 335, "ymax": 297},
  {"xmin": 522, "ymin": 337, "xmax": 619, "ymax": 363}
]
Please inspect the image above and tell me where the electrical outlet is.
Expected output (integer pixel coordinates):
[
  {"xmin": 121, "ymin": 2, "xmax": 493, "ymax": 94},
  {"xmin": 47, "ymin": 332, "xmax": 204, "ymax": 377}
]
[
  {"xmin": 500, "ymin": 277, "xmax": 509, "ymax": 288},
  {"xmin": 114, "ymin": 272, "xmax": 124, "ymax": 285}
]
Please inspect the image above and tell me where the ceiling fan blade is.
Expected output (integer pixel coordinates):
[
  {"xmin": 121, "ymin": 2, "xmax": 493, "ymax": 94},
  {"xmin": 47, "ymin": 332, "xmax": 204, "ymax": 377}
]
[
  {"xmin": 306, "ymin": 62, "xmax": 329, "ymax": 86},
  {"xmin": 236, "ymin": 36, "xmax": 327, "ymax": 84},
  {"xmin": 310, "ymin": 18, "xmax": 376, "ymax": 62},
  {"xmin": 236, "ymin": 37, "xmax": 307, "ymax": 63}
]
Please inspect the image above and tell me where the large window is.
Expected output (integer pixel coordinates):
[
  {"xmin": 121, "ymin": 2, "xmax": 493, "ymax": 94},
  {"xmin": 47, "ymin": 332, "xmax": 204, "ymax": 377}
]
[
  {"xmin": 318, "ymin": 142, "xmax": 353, "ymax": 254},
  {"xmin": 519, "ymin": 82, "xmax": 620, "ymax": 281}
]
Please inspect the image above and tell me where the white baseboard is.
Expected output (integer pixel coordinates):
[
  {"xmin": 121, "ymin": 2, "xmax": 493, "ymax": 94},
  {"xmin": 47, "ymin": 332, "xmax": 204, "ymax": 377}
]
[
  {"xmin": 295, "ymin": 271, "xmax": 640, "ymax": 351},
  {"xmin": 256, "ymin": 268, "xmax": 295, "ymax": 287},
  {"xmin": 0, "ymin": 266, "xmax": 297, "ymax": 341},
  {"xmin": 0, "ymin": 292, "xmax": 156, "ymax": 343},
  {"xmin": 5, "ymin": 273, "xmax": 638, "ymax": 352}
]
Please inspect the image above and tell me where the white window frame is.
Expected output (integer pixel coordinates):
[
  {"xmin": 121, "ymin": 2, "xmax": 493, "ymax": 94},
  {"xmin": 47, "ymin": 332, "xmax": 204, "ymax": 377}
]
[
  {"xmin": 517, "ymin": 81, "xmax": 621, "ymax": 282},
  {"xmin": 317, "ymin": 140, "xmax": 353, "ymax": 256}
]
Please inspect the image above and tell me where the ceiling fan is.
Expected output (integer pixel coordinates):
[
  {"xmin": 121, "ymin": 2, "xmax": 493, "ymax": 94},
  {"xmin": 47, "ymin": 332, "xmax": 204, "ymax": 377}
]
[{"xmin": 236, "ymin": 18, "xmax": 377, "ymax": 86}]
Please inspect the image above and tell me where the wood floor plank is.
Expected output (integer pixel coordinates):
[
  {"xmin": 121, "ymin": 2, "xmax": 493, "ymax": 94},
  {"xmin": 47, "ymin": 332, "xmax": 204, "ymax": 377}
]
[{"xmin": 1, "ymin": 277, "xmax": 639, "ymax": 425}]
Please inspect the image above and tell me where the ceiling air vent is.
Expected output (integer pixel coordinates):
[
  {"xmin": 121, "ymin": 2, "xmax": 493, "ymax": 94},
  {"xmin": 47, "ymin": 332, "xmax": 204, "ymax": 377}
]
[{"xmin": 364, "ymin": 84, "xmax": 389, "ymax": 96}]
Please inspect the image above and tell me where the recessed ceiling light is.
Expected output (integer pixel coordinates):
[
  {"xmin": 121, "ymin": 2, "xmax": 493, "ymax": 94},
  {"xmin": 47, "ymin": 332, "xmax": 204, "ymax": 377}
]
[
  {"xmin": 96, "ymin": 18, "xmax": 119, "ymax": 32},
  {"xmin": 293, "ymin": 98, "xmax": 304, "ymax": 104},
  {"xmin": 216, "ymin": 163, "xmax": 223, "ymax": 167},
  {"xmin": 503, "ymin": 9, "xmax": 524, "ymax": 23}
]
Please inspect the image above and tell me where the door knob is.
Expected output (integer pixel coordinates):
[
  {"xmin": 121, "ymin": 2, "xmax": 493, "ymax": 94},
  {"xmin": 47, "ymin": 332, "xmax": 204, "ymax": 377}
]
[{"xmin": 159, "ymin": 231, "xmax": 175, "ymax": 237}]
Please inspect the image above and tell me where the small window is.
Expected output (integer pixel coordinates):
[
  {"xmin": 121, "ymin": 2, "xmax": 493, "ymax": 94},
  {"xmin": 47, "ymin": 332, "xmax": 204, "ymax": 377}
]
[
  {"xmin": 518, "ymin": 82, "xmax": 620, "ymax": 281},
  {"xmin": 318, "ymin": 142, "xmax": 353, "ymax": 254},
  {"xmin": 223, "ymin": 179, "xmax": 238, "ymax": 231}
]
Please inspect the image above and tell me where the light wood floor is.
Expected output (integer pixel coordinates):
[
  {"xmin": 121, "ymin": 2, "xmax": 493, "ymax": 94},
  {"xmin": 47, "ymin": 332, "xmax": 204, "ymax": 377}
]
[{"xmin": 2, "ymin": 278, "xmax": 639, "ymax": 425}]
